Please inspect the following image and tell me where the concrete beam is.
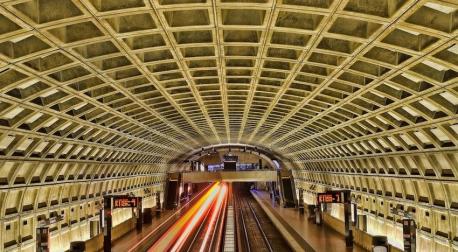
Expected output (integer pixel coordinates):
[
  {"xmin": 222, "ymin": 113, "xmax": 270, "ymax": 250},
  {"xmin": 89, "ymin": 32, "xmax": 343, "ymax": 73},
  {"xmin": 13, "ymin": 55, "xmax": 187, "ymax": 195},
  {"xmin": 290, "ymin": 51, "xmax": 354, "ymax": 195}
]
[{"xmin": 182, "ymin": 170, "xmax": 277, "ymax": 183}]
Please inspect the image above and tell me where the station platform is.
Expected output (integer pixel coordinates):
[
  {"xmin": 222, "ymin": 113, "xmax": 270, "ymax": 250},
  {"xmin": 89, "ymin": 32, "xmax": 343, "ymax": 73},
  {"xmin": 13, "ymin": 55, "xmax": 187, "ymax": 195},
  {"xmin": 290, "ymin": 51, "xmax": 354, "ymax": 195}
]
[
  {"xmin": 110, "ymin": 209, "xmax": 174, "ymax": 252},
  {"xmin": 92, "ymin": 185, "xmax": 401, "ymax": 252},
  {"xmin": 109, "ymin": 195, "xmax": 204, "ymax": 252},
  {"xmin": 251, "ymin": 190, "xmax": 366, "ymax": 252}
]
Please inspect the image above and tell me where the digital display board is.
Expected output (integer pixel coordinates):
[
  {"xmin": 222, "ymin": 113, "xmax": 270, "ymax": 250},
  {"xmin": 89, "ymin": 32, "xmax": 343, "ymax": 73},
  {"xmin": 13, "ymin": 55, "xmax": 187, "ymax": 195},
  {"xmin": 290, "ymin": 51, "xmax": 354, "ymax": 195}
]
[
  {"xmin": 113, "ymin": 196, "xmax": 139, "ymax": 208},
  {"xmin": 317, "ymin": 191, "xmax": 346, "ymax": 203}
]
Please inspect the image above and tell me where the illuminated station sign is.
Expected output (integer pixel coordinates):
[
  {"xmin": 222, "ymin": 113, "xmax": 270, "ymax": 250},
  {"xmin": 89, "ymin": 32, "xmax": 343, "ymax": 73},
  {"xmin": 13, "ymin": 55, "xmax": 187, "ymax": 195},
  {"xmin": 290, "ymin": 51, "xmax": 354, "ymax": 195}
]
[
  {"xmin": 223, "ymin": 154, "xmax": 238, "ymax": 162},
  {"xmin": 317, "ymin": 190, "xmax": 348, "ymax": 204},
  {"xmin": 112, "ymin": 196, "xmax": 140, "ymax": 208}
]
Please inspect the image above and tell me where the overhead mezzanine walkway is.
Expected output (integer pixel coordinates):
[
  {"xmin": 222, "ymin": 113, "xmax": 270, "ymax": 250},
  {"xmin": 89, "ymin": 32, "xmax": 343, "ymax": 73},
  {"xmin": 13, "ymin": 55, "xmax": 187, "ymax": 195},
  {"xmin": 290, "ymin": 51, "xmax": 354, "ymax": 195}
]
[{"xmin": 182, "ymin": 170, "xmax": 277, "ymax": 183}]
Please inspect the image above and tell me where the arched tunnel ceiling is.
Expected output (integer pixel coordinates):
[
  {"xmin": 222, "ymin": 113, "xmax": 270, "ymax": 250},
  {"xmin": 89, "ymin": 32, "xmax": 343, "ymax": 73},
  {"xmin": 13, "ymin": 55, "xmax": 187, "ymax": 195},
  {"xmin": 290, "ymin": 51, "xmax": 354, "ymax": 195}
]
[{"xmin": 0, "ymin": 0, "xmax": 457, "ymax": 165}]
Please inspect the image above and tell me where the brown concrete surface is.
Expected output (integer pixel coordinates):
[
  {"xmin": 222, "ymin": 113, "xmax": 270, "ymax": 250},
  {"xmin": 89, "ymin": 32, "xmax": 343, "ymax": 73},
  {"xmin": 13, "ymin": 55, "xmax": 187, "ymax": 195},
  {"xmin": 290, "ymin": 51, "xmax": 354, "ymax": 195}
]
[
  {"xmin": 182, "ymin": 170, "xmax": 277, "ymax": 182},
  {"xmin": 110, "ymin": 210, "xmax": 175, "ymax": 252},
  {"xmin": 110, "ymin": 187, "xmax": 211, "ymax": 252},
  {"xmin": 252, "ymin": 190, "xmax": 367, "ymax": 252}
]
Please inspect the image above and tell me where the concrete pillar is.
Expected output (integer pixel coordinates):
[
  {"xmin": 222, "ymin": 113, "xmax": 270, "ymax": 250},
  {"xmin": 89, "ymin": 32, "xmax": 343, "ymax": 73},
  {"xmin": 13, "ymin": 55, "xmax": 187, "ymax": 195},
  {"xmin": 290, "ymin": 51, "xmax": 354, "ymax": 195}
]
[
  {"xmin": 402, "ymin": 219, "xmax": 416, "ymax": 252},
  {"xmin": 315, "ymin": 205, "xmax": 322, "ymax": 224},
  {"xmin": 278, "ymin": 170, "xmax": 297, "ymax": 208},
  {"xmin": 135, "ymin": 197, "xmax": 143, "ymax": 231},
  {"xmin": 155, "ymin": 192, "xmax": 162, "ymax": 216},
  {"xmin": 36, "ymin": 227, "xmax": 49, "ymax": 252},
  {"xmin": 344, "ymin": 201, "xmax": 353, "ymax": 247},
  {"xmin": 165, "ymin": 173, "xmax": 181, "ymax": 209},
  {"xmin": 343, "ymin": 190, "xmax": 353, "ymax": 247},
  {"xmin": 102, "ymin": 196, "xmax": 112, "ymax": 252}
]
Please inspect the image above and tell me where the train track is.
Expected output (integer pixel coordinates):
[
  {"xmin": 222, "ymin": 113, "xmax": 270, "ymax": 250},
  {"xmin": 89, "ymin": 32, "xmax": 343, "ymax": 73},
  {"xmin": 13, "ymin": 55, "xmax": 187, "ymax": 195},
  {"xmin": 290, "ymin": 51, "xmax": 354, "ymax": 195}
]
[
  {"xmin": 144, "ymin": 183, "xmax": 228, "ymax": 252},
  {"xmin": 140, "ymin": 183, "xmax": 288, "ymax": 252},
  {"xmin": 234, "ymin": 183, "xmax": 291, "ymax": 252},
  {"xmin": 186, "ymin": 184, "xmax": 228, "ymax": 252}
]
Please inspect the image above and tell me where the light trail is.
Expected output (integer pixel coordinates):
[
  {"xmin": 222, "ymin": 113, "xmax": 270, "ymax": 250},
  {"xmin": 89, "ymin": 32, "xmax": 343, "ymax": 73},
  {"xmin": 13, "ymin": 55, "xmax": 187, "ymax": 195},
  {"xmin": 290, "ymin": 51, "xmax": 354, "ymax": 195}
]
[
  {"xmin": 169, "ymin": 186, "xmax": 219, "ymax": 252},
  {"xmin": 128, "ymin": 183, "xmax": 213, "ymax": 252},
  {"xmin": 148, "ymin": 182, "xmax": 221, "ymax": 252},
  {"xmin": 199, "ymin": 183, "xmax": 228, "ymax": 252}
]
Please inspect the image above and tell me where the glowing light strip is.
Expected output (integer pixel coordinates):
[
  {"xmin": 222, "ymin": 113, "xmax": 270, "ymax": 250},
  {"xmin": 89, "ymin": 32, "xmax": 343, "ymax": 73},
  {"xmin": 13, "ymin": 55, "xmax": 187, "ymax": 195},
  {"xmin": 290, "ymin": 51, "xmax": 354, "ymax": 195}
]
[
  {"xmin": 170, "ymin": 186, "xmax": 220, "ymax": 252},
  {"xmin": 199, "ymin": 183, "xmax": 227, "ymax": 252},
  {"xmin": 148, "ymin": 183, "xmax": 220, "ymax": 252},
  {"xmin": 128, "ymin": 183, "xmax": 213, "ymax": 252}
]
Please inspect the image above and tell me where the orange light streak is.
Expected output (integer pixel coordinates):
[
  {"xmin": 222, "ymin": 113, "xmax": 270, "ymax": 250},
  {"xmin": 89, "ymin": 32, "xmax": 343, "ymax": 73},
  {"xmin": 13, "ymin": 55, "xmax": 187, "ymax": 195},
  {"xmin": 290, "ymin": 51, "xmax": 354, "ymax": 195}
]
[
  {"xmin": 170, "ymin": 187, "xmax": 220, "ymax": 252},
  {"xmin": 199, "ymin": 183, "xmax": 227, "ymax": 252},
  {"xmin": 148, "ymin": 182, "xmax": 220, "ymax": 252}
]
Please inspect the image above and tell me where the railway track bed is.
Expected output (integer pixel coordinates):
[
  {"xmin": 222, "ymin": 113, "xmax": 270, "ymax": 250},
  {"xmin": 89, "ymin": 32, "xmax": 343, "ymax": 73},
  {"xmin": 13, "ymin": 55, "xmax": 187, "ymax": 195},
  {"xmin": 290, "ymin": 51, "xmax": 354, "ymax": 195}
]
[{"xmin": 234, "ymin": 183, "xmax": 291, "ymax": 252}]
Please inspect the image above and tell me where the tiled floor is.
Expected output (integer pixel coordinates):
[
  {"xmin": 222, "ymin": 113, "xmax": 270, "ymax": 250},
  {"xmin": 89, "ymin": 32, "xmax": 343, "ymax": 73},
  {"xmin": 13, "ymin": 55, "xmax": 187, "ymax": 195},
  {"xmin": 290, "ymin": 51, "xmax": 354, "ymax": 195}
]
[{"xmin": 252, "ymin": 190, "xmax": 367, "ymax": 252}]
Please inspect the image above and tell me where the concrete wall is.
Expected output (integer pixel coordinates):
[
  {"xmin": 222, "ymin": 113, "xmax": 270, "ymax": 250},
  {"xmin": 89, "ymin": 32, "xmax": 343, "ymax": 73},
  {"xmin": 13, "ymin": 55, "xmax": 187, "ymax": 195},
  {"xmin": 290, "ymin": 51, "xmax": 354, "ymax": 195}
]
[{"xmin": 322, "ymin": 212, "xmax": 402, "ymax": 252}]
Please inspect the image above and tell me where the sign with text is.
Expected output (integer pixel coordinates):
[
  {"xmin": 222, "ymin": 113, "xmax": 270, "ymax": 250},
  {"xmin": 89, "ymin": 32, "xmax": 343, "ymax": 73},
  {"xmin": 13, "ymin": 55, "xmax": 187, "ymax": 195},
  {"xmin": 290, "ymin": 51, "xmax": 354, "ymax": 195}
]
[
  {"xmin": 317, "ymin": 190, "xmax": 348, "ymax": 204},
  {"xmin": 223, "ymin": 154, "xmax": 238, "ymax": 162},
  {"xmin": 113, "ymin": 196, "xmax": 140, "ymax": 209},
  {"xmin": 38, "ymin": 215, "xmax": 63, "ymax": 227}
]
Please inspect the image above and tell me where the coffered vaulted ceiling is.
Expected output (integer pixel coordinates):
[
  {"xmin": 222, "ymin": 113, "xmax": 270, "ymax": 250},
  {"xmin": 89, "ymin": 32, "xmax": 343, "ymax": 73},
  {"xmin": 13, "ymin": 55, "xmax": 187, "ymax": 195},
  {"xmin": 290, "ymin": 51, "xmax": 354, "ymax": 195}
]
[{"xmin": 0, "ymin": 0, "xmax": 456, "ymax": 165}]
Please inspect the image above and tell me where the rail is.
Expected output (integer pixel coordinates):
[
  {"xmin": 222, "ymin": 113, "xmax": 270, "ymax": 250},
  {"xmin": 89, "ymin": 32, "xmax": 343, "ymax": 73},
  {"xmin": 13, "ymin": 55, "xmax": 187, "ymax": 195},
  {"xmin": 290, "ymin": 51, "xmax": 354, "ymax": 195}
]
[
  {"xmin": 247, "ymin": 200, "xmax": 273, "ymax": 252},
  {"xmin": 238, "ymin": 200, "xmax": 251, "ymax": 252},
  {"xmin": 234, "ymin": 184, "xmax": 291, "ymax": 252}
]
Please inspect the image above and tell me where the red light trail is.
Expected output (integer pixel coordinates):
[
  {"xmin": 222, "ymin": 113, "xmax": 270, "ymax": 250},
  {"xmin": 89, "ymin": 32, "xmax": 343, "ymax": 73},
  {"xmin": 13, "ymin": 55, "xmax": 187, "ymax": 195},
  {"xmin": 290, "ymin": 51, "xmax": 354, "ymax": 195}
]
[
  {"xmin": 199, "ymin": 183, "xmax": 227, "ymax": 252},
  {"xmin": 148, "ymin": 182, "xmax": 228, "ymax": 252}
]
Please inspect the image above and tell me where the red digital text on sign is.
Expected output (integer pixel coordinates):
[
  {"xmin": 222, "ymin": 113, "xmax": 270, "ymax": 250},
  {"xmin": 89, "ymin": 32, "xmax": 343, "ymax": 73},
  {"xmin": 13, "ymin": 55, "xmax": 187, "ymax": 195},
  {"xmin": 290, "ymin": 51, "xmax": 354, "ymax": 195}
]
[{"xmin": 113, "ymin": 198, "xmax": 138, "ymax": 208}]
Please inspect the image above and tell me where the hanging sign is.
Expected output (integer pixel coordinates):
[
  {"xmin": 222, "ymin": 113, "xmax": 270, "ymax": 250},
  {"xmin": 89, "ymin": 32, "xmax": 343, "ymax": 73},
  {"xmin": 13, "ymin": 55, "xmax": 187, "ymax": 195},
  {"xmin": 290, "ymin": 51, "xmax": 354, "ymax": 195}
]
[
  {"xmin": 317, "ymin": 190, "xmax": 348, "ymax": 203},
  {"xmin": 113, "ymin": 196, "xmax": 140, "ymax": 208}
]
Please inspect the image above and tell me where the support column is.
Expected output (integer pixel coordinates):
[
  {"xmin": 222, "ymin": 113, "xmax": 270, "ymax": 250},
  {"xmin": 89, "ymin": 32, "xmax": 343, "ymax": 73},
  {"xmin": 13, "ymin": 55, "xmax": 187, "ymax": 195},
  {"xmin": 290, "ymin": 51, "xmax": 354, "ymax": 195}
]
[
  {"xmin": 103, "ymin": 196, "xmax": 112, "ymax": 252},
  {"xmin": 344, "ymin": 190, "xmax": 353, "ymax": 247},
  {"xmin": 183, "ymin": 183, "xmax": 189, "ymax": 199},
  {"xmin": 165, "ymin": 173, "xmax": 181, "ymax": 209},
  {"xmin": 278, "ymin": 170, "xmax": 297, "ymax": 208},
  {"xmin": 315, "ymin": 205, "xmax": 322, "ymax": 225},
  {"xmin": 403, "ymin": 219, "xmax": 416, "ymax": 252},
  {"xmin": 36, "ymin": 226, "xmax": 49, "ymax": 252},
  {"xmin": 178, "ymin": 173, "xmax": 183, "ymax": 206},
  {"xmin": 135, "ymin": 197, "xmax": 143, "ymax": 231},
  {"xmin": 156, "ymin": 192, "xmax": 162, "ymax": 216}
]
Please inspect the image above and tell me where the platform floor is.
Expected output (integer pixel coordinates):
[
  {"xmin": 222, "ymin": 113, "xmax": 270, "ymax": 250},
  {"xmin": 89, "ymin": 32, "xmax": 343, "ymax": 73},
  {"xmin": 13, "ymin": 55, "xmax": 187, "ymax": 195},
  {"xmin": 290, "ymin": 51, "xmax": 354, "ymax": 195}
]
[
  {"xmin": 252, "ymin": 190, "xmax": 367, "ymax": 252},
  {"xmin": 110, "ymin": 209, "xmax": 174, "ymax": 252},
  {"xmin": 111, "ymin": 190, "xmax": 367, "ymax": 252},
  {"xmin": 111, "ymin": 196, "xmax": 198, "ymax": 252}
]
